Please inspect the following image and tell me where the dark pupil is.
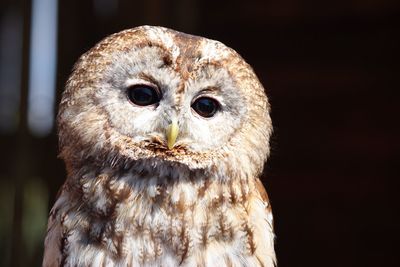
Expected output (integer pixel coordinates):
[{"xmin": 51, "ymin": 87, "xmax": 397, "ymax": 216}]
[
  {"xmin": 128, "ymin": 85, "xmax": 159, "ymax": 106},
  {"xmin": 192, "ymin": 97, "xmax": 219, "ymax": 117}
]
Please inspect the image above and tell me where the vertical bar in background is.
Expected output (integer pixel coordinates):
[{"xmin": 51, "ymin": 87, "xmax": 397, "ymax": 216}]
[
  {"xmin": 0, "ymin": 9, "xmax": 23, "ymax": 134},
  {"xmin": 27, "ymin": 0, "xmax": 58, "ymax": 137}
]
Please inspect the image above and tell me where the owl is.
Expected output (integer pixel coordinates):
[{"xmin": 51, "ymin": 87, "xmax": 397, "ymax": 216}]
[{"xmin": 43, "ymin": 26, "xmax": 276, "ymax": 267}]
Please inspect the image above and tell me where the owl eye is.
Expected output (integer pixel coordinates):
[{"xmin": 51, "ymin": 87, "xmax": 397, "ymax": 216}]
[
  {"xmin": 191, "ymin": 97, "xmax": 220, "ymax": 118},
  {"xmin": 127, "ymin": 85, "xmax": 161, "ymax": 106}
]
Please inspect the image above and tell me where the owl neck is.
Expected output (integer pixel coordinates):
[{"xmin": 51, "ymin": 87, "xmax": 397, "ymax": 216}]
[
  {"xmin": 65, "ymin": 158, "xmax": 256, "ymax": 213},
  {"xmin": 67, "ymin": 158, "xmax": 254, "ymax": 204}
]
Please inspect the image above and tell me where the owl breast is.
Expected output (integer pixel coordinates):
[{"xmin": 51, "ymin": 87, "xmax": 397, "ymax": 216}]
[{"xmin": 44, "ymin": 162, "xmax": 275, "ymax": 267}]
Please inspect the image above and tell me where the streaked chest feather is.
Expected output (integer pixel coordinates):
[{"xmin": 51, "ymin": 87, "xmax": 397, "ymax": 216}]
[{"xmin": 43, "ymin": 168, "xmax": 275, "ymax": 267}]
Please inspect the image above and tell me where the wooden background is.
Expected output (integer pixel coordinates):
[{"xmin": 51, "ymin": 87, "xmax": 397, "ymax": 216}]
[{"xmin": 0, "ymin": 0, "xmax": 399, "ymax": 266}]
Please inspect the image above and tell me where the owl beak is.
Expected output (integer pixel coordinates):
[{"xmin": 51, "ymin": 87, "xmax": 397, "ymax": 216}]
[{"xmin": 166, "ymin": 118, "xmax": 179, "ymax": 149}]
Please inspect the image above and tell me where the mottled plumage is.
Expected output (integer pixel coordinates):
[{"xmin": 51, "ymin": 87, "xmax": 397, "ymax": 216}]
[{"xmin": 43, "ymin": 26, "xmax": 276, "ymax": 267}]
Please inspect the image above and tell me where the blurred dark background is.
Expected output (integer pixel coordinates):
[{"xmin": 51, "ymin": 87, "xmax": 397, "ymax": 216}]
[{"xmin": 0, "ymin": 0, "xmax": 399, "ymax": 266}]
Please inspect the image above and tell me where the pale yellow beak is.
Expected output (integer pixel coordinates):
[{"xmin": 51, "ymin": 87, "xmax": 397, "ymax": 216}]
[{"xmin": 166, "ymin": 119, "xmax": 179, "ymax": 149}]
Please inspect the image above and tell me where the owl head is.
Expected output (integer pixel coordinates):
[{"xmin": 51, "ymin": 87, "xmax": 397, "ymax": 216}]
[{"xmin": 58, "ymin": 26, "xmax": 272, "ymax": 179}]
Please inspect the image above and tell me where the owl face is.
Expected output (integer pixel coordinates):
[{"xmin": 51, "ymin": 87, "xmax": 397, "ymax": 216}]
[
  {"xmin": 59, "ymin": 26, "xmax": 271, "ymax": 172},
  {"xmin": 99, "ymin": 44, "xmax": 247, "ymax": 153}
]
